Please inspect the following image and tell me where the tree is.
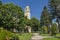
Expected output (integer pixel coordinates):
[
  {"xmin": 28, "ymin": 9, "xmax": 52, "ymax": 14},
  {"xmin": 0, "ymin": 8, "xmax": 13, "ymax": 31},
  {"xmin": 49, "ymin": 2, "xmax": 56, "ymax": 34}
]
[
  {"xmin": 0, "ymin": 3, "xmax": 24, "ymax": 32},
  {"xmin": 48, "ymin": 0, "xmax": 60, "ymax": 33},
  {"xmin": 0, "ymin": 0, "xmax": 2, "ymax": 5},
  {"xmin": 40, "ymin": 6, "xmax": 52, "ymax": 33},
  {"xmin": 31, "ymin": 17, "xmax": 40, "ymax": 32}
]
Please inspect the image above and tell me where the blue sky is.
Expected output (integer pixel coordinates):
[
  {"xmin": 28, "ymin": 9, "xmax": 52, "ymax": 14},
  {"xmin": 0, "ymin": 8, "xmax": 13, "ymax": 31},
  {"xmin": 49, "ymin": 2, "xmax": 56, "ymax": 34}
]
[{"xmin": 1, "ymin": 0, "xmax": 49, "ymax": 20}]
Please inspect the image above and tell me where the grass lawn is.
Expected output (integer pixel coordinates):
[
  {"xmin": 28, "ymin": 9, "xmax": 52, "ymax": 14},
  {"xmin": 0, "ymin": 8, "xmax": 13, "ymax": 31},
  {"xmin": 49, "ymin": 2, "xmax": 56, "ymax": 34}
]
[
  {"xmin": 18, "ymin": 33, "xmax": 32, "ymax": 40},
  {"xmin": 41, "ymin": 34, "xmax": 60, "ymax": 40},
  {"xmin": 43, "ymin": 38, "xmax": 60, "ymax": 40},
  {"xmin": 41, "ymin": 34, "xmax": 60, "ymax": 36},
  {"xmin": 40, "ymin": 34, "xmax": 50, "ymax": 36},
  {"xmin": 56, "ymin": 34, "xmax": 60, "ymax": 36}
]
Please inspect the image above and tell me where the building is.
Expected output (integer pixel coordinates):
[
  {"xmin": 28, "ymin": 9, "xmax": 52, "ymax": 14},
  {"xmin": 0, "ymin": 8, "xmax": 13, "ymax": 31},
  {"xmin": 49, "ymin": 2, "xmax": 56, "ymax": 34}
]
[{"xmin": 24, "ymin": 6, "xmax": 31, "ymax": 33}]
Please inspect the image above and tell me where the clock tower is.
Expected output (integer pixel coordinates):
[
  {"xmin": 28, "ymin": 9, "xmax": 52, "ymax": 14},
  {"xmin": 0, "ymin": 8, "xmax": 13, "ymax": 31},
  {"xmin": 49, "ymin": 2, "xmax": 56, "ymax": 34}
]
[{"xmin": 24, "ymin": 6, "xmax": 31, "ymax": 33}]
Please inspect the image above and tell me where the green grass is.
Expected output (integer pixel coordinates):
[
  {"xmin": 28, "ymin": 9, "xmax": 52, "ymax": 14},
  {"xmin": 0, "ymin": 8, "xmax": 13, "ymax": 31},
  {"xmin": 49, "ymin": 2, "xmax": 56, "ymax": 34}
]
[
  {"xmin": 40, "ymin": 34, "xmax": 50, "ymax": 36},
  {"xmin": 41, "ymin": 34, "xmax": 60, "ymax": 36},
  {"xmin": 41, "ymin": 34, "xmax": 60, "ymax": 40},
  {"xmin": 43, "ymin": 38, "xmax": 60, "ymax": 40},
  {"xmin": 18, "ymin": 33, "xmax": 32, "ymax": 40},
  {"xmin": 56, "ymin": 34, "xmax": 60, "ymax": 36}
]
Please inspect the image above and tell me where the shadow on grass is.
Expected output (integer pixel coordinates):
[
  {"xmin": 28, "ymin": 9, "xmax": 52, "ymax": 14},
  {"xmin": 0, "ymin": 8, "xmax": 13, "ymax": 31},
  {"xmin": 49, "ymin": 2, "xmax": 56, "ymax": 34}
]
[{"xmin": 55, "ymin": 37, "xmax": 60, "ymax": 39}]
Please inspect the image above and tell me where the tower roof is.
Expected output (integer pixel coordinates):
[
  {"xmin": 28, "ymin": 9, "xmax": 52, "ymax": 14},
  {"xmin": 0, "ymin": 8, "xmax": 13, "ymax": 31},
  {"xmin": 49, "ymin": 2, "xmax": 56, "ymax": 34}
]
[{"xmin": 26, "ymin": 6, "xmax": 30, "ymax": 8}]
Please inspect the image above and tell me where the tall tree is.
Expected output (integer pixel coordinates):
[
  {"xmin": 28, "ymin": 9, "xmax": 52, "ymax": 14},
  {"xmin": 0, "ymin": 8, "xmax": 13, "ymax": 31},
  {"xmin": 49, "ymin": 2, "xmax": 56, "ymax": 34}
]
[
  {"xmin": 31, "ymin": 17, "xmax": 40, "ymax": 32},
  {"xmin": 0, "ymin": 3, "xmax": 24, "ymax": 32},
  {"xmin": 48, "ymin": 0, "xmax": 60, "ymax": 33},
  {"xmin": 40, "ymin": 6, "xmax": 51, "ymax": 33},
  {"xmin": 0, "ymin": 0, "xmax": 2, "ymax": 5}
]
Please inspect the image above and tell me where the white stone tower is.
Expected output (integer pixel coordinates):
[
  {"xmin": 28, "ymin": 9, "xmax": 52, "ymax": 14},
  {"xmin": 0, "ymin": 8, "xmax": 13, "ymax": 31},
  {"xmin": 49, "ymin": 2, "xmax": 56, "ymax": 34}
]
[
  {"xmin": 25, "ymin": 6, "xmax": 31, "ymax": 19},
  {"xmin": 24, "ymin": 6, "xmax": 31, "ymax": 33}
]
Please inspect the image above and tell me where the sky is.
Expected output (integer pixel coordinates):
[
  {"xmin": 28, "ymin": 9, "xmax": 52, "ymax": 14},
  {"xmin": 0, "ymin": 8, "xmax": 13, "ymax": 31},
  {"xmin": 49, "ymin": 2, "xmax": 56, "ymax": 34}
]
[{"xmin": 1, "ymin": 0, "xmax": 49, "ymax": 20}]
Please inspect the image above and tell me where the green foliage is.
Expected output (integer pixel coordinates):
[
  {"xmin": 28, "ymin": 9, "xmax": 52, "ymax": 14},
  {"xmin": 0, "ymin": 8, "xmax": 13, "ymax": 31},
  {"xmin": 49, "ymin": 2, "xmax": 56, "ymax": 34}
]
[
  {"xmin": 19, "ymin": 33, "xmax": 32, "ymax": 40},
  {"xmin": 41, "ymin": 6, "xmax": 51, "ymax": 26},
  {"xmin": 48, "ymin": 0, "xmax": 60, "ymax": 19},
  {"xmin": 44, "ymin": 38, "xmax": 60, "ymax": 40},
  {"xmin": 23, "ymin": 17, "xmax": 32, "ymax": 26},
  {"xmin": 41, "ymin": 34, "xmax": 50, "ymax": 36},
  {"xmin": 0, "ymin": 29, "xmax": 32, "ymax": 40},
  {"xmin": 31, "ymin": 17, "xmax": 40, "ymax": 32},
  {"xmin": 0, "ymin": 2, "xmax": 24, "ymax": 32},
  {"xmin": 48, "ymin": 0, "xmax": 60, "ymax": 33},
  {"xmin": 0, "ymin": 0, "xmax": 2, "ymax": 5},
  {"xmin": 51, "ymin": 23, "xmax": 57, "ymax": 36},
  {"xmin": 0, "ymin": 29, "xmax": 15, "ymax": 40},
  {"xmin": 41, "ymin": 6, "xmax": 52, "ymax": 33},
  {"xmin": 43, "ymin": 26, "xmax": 48, "ymax": 34}
]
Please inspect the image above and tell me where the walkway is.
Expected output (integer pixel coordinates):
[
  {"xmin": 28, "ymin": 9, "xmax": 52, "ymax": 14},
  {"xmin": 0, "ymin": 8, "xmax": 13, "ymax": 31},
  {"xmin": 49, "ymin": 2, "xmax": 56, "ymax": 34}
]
[
  {"xmin": 30, "ymin": 33, "xmax": 43, "ymax": 40},
  {"xmin": 30, "ymin": 33, "xmax": 60, "ymax": 40}
]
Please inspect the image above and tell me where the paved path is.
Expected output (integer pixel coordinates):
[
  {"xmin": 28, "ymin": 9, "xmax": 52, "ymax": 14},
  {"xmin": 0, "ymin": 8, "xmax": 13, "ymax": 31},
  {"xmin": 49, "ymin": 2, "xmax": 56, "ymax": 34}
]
[
  {"xmin": 30, "ymin": 33, "xmax": 60, "ymax": 40},
  {"xmin": 30, "ymin": 33, "xmax": 43, "ymax": 40}
]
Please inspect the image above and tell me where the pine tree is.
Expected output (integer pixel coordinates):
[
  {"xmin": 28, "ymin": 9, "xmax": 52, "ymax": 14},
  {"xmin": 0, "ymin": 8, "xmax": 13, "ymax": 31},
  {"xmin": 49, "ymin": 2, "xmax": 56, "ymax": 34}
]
[
  {"xmin": 0, "ymin": 0, "xmax": 2, "ymax": 5},
  {"xmin": 41, "ymin": 6, "xmax": 52, "ymax": 33},
  {"xmin": 48, "ymin": 0, "xmax": 60, "ymax": 33}
]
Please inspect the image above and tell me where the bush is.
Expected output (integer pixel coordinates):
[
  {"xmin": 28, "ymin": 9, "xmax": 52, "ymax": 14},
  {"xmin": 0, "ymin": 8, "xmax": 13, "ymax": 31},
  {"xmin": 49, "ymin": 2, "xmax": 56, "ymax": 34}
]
[
  {"xmin": 51, "ymin": 23, "xmax": 57, "ymax": 36},
  {"xmin": 43, "ymin": 26, "xmax": 48, "ymax": 34},
  {"xmin": 0, "ymin": 29, "xmax": 16, "ymax": 40}
]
